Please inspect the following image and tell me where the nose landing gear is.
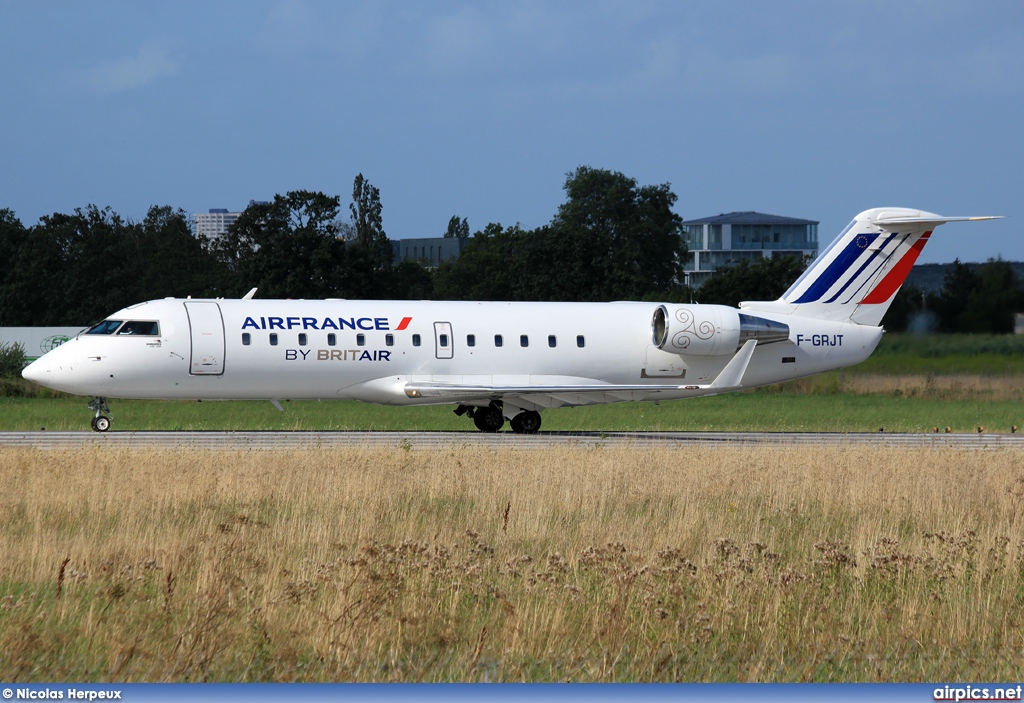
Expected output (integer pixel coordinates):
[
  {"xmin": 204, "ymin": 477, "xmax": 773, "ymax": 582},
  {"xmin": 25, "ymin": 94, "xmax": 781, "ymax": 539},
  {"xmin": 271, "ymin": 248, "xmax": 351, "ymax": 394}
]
[{"xmin": 88, "ymin": 397, "xmax": 112, "ymax": 432}]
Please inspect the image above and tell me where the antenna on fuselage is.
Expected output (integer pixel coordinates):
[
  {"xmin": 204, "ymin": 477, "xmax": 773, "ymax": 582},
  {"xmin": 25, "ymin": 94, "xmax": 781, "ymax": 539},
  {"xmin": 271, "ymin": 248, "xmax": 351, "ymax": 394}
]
[{"xmin": 242, "ymin": 287, "xmax": 258, "ymax": 300}]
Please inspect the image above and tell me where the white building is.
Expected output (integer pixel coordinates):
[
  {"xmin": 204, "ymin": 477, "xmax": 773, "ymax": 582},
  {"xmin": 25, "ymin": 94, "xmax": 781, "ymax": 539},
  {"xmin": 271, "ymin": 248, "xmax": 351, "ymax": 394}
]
[
  {"xmin": 680, "ymin": 211, "xmax": 819, "ymax": 288},
  {"xmin": 193, "ymin": 208, "xmax": 240, "ymax": 239}
]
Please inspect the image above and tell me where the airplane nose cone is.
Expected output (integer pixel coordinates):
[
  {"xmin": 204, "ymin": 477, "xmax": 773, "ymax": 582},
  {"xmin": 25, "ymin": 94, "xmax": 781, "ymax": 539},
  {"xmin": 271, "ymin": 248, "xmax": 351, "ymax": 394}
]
[{"xmin": 22, "ymin": 357, "xmax": 49, "ymax": 385}]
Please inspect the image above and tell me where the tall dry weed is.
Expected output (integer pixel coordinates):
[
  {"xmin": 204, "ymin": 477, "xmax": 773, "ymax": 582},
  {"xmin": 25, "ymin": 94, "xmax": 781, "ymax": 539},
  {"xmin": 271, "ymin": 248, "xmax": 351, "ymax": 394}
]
[
  {"xmin": 0, "ymin": 445, "xmax": 1022, "ymax": 681},
  {"xmin": 776, "ymin": 372, "xmax": 1024, "ymax": 400}
]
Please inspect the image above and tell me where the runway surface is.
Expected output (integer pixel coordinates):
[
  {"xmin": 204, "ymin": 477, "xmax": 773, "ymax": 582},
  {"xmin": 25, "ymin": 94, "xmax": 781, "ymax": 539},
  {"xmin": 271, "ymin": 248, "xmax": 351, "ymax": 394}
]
[{"xmin": 0, "ymin": 430, "xmax": 1020, "ymax": 450}]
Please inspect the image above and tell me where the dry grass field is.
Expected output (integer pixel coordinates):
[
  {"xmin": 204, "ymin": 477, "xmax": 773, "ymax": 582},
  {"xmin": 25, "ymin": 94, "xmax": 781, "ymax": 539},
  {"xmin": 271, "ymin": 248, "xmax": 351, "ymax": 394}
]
[
  {"xmin": 2, "ymin": 445, "xmax": 1024, "ymax": 682},
  {"xmin": 772, "ymin": 372, "xmax": 1024, "ymax": 401}
]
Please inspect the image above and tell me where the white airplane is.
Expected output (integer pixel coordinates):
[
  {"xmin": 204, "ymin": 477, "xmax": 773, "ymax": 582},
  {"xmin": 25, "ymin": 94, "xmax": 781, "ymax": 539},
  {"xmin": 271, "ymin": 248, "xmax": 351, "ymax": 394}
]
[{"xmin": 22, "ymin": 207, "xmax": 998, "ymax": 433}]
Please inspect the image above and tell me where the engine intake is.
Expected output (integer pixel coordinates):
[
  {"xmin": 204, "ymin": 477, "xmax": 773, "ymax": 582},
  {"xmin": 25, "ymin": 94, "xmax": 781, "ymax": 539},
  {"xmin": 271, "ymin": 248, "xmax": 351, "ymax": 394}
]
[{"xmin": 652, "ymin": 305, "xmax": 789, "ymax": 356}]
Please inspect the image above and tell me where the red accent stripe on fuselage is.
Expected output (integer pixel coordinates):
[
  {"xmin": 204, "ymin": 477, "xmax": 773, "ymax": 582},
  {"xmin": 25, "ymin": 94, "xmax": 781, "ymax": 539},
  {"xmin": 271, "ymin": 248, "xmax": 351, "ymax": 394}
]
[
  {"xmin": 858, "ymin": 231, "xmax": 932, "ymax": 305},
  {"xmin": 395, "ymin": 317, "xmax": 413, "ymax": 331}
]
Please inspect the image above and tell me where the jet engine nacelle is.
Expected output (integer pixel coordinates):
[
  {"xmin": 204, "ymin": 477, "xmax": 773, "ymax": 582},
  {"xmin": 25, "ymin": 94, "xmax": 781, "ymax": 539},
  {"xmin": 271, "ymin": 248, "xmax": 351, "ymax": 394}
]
[{"xmin": 651, "ymin": 304, "xmax": 790, "ymax": 357}]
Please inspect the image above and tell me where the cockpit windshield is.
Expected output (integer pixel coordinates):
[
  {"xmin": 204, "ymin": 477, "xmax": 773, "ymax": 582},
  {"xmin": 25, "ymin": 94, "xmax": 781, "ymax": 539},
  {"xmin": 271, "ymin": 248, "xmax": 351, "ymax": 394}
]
[
  {"xmin": 117, "ymin": 320, "xmax": 159, "ymax": 336},
  {"xmin": 84, "ymin": 320, "xmax": 160, "ymax": 336},
  {"xmin": 85, "ymin": 320, "xmax": 124, "ymax": 335}
]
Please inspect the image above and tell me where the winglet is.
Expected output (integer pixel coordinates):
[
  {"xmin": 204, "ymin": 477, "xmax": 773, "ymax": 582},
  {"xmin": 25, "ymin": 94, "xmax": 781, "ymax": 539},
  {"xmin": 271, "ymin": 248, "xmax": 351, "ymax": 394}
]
[
  {"xmin": 242, "ymin": 287, "xmax": 258, "ymax": 300},
  {"xmin": 710, "ymin": 340, "xmax": 757, "ymax": 389}
]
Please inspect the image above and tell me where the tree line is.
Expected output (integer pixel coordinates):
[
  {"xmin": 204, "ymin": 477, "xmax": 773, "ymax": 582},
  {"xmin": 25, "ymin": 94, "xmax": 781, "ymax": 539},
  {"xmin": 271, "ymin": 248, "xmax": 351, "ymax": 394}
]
[
  {"xmin": 0, "ymin": 168, "xmax": 688, "ymax": 326},
  {"xmin": 0, "ymin": 166, "xmax": 1018, "ymax": 334}
]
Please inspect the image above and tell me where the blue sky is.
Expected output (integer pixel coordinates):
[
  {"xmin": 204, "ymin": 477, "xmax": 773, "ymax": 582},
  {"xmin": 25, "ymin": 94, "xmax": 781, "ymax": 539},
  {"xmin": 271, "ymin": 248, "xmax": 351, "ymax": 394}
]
[{"xmin": 1, "ymin": 0, "xmax": 1021, "ymax": 263}]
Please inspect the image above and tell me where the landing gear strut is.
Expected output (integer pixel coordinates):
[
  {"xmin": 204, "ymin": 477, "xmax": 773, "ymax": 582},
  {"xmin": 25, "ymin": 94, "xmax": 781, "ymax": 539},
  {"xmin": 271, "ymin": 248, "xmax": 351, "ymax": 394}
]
[{"xmin": 88, "ymin": 397, "xmax": 112, "ymax": 432}]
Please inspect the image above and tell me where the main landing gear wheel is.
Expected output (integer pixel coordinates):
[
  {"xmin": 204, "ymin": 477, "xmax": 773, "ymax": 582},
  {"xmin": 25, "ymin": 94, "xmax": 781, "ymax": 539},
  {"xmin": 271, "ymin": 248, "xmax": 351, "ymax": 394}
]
[
  {"xmin": 472, "ymin": 406, "xmax": 505, "ymax": 433},
  {"xmin": 88, "ymin": 397, "xmax": 112, "ymax": 432},
  {"xmin": 509, "ymin": 410, "xmax": 542, "ymax": 435}
]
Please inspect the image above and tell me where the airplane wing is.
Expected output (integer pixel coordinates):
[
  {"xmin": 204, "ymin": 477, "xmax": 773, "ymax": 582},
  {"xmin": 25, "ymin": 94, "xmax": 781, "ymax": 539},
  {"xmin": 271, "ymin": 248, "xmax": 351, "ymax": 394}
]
[{"xmin": 402, "ymin": 340, "xmax": 758, "ymax": 406}]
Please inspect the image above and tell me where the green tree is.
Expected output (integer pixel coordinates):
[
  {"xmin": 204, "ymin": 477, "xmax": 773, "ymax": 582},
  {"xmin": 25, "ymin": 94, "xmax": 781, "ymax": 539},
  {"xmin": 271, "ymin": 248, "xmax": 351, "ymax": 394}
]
[
  {"xmin": 13, "ymin": 205, "xmax": 140, "ymax": 324},
  {"xmin": 388, "ymin": 260, "xmax": 435, "ymax": 300},
  {"xmin": 971, "ymin": 259, "xmax": 1020, "ymax": 334},
  {"xmin": 435, "ymin": 167, "xmax": 687, "ymax": 302},
  {"xmin": 881, "ymin": 283, "xmax": 926, "ymax": 332},
  {"xmin": 924, "ymin": 259, "xmax": 1023, "ymax": 334},
  {"xmin": 433, "ymin": 223, "xmax": 537, "ymax": 300},
  {"xmin": 0, "ymin": 341, "xmax": 26, "ymax": 378},
  {"xmin": 345, "ymin": 174, "xmax": 394, "ymax": 298},
  {"xmin": 926, "ymin": 260, "xmax": 980, "ymax": 333},
  {"xmin": 444, "ymin": 216, "xmax": 469, "ymax": 238},
  {"xmin": 137, "ymin": 205, "xmax": 223, "ymax": 298},
  {"xmin": 216, "ymin": 191, "xmax": 346, "ymax": 299},
  {"xmin": 546, "ymin": 166, "xmax": 685, "ymax": 301},
  {"xmin": 696, "ymin": 254, "xmax": 809, "ymax": 307},
  {"xmin": 0, "ymin": 210, "xmax": 30, "ymax": 324}
]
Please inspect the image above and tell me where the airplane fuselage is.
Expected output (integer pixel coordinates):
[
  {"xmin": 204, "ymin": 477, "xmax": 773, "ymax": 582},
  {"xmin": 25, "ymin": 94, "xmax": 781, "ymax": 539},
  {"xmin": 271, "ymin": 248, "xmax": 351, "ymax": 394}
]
[{"xmin": 27, "ymin": 298, "xmax": 880, "ymax": 407}]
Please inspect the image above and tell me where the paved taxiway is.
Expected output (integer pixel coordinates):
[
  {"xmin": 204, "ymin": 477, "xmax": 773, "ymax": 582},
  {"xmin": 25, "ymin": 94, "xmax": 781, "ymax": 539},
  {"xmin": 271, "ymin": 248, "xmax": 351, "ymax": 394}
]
[{"xmin": 0, "ymin": 430, "xmax": 1019, "ymax": 450}]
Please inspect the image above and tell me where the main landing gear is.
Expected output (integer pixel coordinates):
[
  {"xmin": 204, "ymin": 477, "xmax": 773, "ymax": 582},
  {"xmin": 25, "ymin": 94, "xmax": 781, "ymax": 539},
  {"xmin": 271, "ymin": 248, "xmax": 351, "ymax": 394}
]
[
  {"xmin": 88, "ymin": 397, "xmax": 112, "ymax": 432},
  {"xmin": 455, "ymin": 402, "xmax": 542, "ymax": 434}
]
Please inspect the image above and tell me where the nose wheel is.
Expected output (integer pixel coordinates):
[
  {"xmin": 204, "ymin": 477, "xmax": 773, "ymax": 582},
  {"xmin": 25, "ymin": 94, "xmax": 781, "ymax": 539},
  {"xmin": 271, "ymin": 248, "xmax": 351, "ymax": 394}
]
[{"xmin": 88, "ymin": 397, "xmax": 112, "ymax": 432}]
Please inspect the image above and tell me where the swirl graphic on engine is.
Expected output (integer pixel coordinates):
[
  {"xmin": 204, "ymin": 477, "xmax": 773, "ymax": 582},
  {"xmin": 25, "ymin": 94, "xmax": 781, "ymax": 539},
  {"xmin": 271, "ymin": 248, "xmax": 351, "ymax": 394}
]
[
  {"xmin": 670, "ymin": 307, "xmax": 716, "ymax": 350},
  {"xmin": 695, "ymin": 319, "xmax": 715, "ymax": 339}
]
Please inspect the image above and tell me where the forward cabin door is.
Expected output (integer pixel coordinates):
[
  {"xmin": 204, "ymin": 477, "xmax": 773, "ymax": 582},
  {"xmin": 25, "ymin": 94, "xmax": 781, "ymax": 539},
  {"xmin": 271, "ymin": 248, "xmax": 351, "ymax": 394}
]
[
  {"xmin": 434, "ymin": 321, "xmax": 453, "ymax": 359},
  {"xmin": 184, "ymin": 301, "xmax": 225, "ymax": 375}
]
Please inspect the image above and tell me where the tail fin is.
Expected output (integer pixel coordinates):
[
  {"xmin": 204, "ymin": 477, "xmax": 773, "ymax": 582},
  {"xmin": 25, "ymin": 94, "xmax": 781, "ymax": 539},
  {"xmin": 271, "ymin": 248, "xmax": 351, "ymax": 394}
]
[{"xmin": 740, "ymin": 208, "xmax": 1001, "ymax": 326}]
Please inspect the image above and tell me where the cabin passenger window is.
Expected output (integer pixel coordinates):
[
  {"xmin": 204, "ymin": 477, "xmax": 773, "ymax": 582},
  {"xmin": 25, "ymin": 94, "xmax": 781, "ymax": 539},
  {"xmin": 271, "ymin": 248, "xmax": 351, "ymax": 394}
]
[
  {"xmin": 494, "ymin": 335, "xmax": 503, "ymax": 347},
  {"xmin": 242, "ymin": 333, "xmax": 251, "ymax": 346},
  {"xmin": 576, "ymin": 335, "xmax": 585, "ymax": 348},
  {"xmin": 85, "ymin": 320, "xmax": 123, "ymax": 335},
  {"xmin": 548, "ymin": 335, "xmax": 556, "ymax": 348},
  {"xmin": 439, "ymin": 334, "xmax": 449, "ymax": 347},
  {"xmin": 118, "ymin": 320, "xmax": 159, "ymax": 336},
  {"xmin": 356, "ymin": 334, "xmax": 365, "ymax": 346},
  {"xmin": 386, "ymin": 334, "xmax": 394, "ymax": 346},
  {"xmin": 412, "ymin": 334, "xmax": 421, "ymax": 347},
  {"xmin": 298, "ymin": 333, "xmax": 307, "ymax": 346},
  {"xmin": 467, "ymin": 334, "xmax": 475, "ymax": 347},
  {"xmin": 520, "ymin": 335, "xmax": 529, "ymax": 347},
  {"xmin": 327, "ymin": 333, "xmax": 336, "ymax": 346},
  {"xmin": 270, "ymin": 333, "xmax": 278, "ymax": 346}
]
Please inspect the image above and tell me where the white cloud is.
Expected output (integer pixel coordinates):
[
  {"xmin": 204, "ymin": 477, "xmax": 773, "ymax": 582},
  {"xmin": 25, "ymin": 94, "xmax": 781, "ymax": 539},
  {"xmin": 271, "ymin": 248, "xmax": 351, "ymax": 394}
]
[
  {"xmin": 421, "ymin": 7, "xmax": 496, "ymax": 74},
  {"xmin": 680, "ymin": 48, "xmax": 803, "ymax": 95},
  {"xmin": 258, "ymin": 0, "xmax": 385, "ymax": 58},
  {"xmin": 86, "ymin": 44, "xmax": 176, "ymax": 94}
]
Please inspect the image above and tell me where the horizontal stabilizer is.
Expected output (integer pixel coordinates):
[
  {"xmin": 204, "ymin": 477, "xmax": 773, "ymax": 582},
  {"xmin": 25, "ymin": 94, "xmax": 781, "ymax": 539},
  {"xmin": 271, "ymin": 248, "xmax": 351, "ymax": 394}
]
[{"xmin": 871, "ymin": 215, "xmax": 1003, "ymax": 226}]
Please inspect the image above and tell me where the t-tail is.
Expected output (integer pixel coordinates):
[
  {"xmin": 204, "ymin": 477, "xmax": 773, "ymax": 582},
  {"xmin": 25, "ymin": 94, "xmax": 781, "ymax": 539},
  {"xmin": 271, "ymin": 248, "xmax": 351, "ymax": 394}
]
[{"xmin": 740, "ymin": 207, "xmax": 1002, "ymax": 326}]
